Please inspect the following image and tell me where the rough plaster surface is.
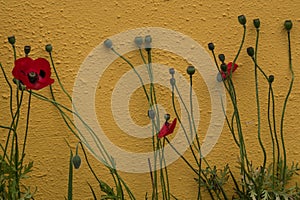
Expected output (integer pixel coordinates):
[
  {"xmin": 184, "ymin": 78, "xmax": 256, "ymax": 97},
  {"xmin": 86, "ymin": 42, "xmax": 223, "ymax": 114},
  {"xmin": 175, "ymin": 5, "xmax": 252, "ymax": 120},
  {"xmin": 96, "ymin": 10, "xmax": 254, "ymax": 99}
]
[{"xmin": 0, "ymin": 0, "xmax": 300, "ymax": 199}]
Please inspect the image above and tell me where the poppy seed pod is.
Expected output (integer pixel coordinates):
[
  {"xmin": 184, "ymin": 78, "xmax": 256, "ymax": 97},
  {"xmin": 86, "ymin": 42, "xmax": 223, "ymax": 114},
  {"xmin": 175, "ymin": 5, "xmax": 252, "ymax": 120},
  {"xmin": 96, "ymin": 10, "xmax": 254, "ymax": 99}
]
[
  {"xmin": 8, "ymin": 36, "xmax": 16, "ymax": 45},
  {"xmin": 164, "ymin": 114, "xmax": 170, "ymax": 121},
  {"xmin": 45, "ymin": 44, "xmax": 53, "ymax": 53},
  {"xmin": 208, "ymin": 42, "xmax": 215, "ymax": 51},
  {"xmin": 104, "ymin": 39, "xmax": 113, "ymax": 49},
  {"xmin": 170, "ymin": 77, "xmax": 176, "ymax": 86},
  {"xmin": 247, "ymin": 47, "xmax": 255, "ymax": 57},
  {"xmin": 253, "ymin": 18, "xmax": 260, "ymax": 29},
  {"xmin": 134, "ymin": 36, "xmax": 143, "ymax": 48},
  {"xmin": 284, "ymin": 20, "xmax": 293, "ymax": 31},
  {"xmin": 218, "ymin": 54, "xmax": 225, "ymax": 63},
  {"xmin": 145, "ymin": 35, "xmax": 152, "ymax": 44},
  {"xmin": 187, "ymin": 65, "xmax": 195, "ymax": 76},
  {"xmin": 148, "ymin": 109, "xmax": 155, "ymax": 119},
  {"xmin": 220, "ymin": 63, "xmax": 227, "ymax": 72},
  {"xmin": 268, "ymin": 75, "xmax": 274, "ymax": 83},
  {"xmin": 145, "ymin": 35, "xmax": 152, "ymax": 51},
  {"xmin": 24, "ymin": 46, "xmax": 31, "ymax": 55},
  {"xmin": 169, "ymin": 68, "xmax": 175, "ymax": 75},
  {"xmin": 238, "ymin": 15, "xmax": 247, "ymax": 25},
  {"xmin": 72, "ymin": 154, "xmax": 81, "ymax": 169}
]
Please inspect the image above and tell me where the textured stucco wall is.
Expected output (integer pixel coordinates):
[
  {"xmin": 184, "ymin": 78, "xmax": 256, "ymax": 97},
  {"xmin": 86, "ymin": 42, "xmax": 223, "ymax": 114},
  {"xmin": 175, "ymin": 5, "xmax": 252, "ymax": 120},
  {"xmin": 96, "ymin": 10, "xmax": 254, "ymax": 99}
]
[{"xmin": 1, "ymin": 0, "xmax": 300, "ymax": 199}]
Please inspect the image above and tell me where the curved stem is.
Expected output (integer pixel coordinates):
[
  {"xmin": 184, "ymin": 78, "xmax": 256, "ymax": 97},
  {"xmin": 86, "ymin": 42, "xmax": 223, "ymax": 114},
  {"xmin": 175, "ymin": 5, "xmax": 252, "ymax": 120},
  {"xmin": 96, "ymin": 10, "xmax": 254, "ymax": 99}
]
[
  {"xmin": 280, "ymin": 30, "xmax": 294, "ymax": 183},
  {"xmin": 110, "ymin": 48, "xmax": 150, "ymax": 102}
]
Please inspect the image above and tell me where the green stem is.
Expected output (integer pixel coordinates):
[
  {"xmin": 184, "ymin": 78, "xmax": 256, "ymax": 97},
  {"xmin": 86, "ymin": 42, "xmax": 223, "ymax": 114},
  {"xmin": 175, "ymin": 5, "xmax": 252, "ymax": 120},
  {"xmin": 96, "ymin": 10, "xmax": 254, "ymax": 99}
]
[
  {"xmin": 0, "ymin": 63, "xmax": 14, "ymax": 118},
  {"xmin": 189, "ymin": 75, "xmax": 202, "ymax": 200},
  {"xmin": 48, "ymin": 52, "xmax": 73, "ymax": 103},
  {"xmin": 232, "ymin": 25, "xmax": 246, "ymax": 65},
  {"xmin": 270, "ymin": 86, "xmax": 280, "ymax": 172},
  {"xmin": 280, "ymin": 30, "xmax": 294, "ymax": 183},
  {"xmin": 267, "ymin": 83, "xmax": 276, "ymax": 188},
  {"xmin": 20, "ymin": 90, "xmax": 32, "ymax": 168},
  {"xmin": 171, "ymin": 83, "xmax": 199, "ymax": 165},
  {"xmin": 32, "ymin": 90, "xmax": 111, "ymax": 167},
  {"xmin": 110, "ymin": 48, "xmax": 150, "ymax": 102},
  {"xmin": 254, "ymin": 28, "xmax": 267, "ymax": 187}
]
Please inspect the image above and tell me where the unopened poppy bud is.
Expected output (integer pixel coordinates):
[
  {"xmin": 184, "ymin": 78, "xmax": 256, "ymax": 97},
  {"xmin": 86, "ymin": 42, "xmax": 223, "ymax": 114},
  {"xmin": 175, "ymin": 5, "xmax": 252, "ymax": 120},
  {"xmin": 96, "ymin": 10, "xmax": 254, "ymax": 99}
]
[
  {"xmin": 164, "ymin": 114, "xmax": 170, "ymax": 121},
  {"xmin": 134, "ymin": 36, "xmax": 143, "ymax": 48},
  {"xmin": 187, "ymin": 65, "xmax": 195, "ymax": 75},
  {"xmin": 24, "ymin": 46, "xmax": 31, "ymax": 56},
  {"xmin": 8, "ymin": 36, "xmax": 16, "ymax": 45},
  {"xmin": 268, "ymin": 75, "xmax": 274, "ymax": 83},
  {"xmin": 72, "ymin": 154, "xmax": 81, "ymax": 169},
  {"xmin": 45, "ymin": 44, "xmax": 53, "ymax": 53},
  {"xmin": 284, "ymin": 20, "xmax": 293, "ymax": 31},
  {"xmin": 247, "ymin": 47, "xmax": 254, "ymax": 57},
  {"xmin": 170, "ymin": 77, "xmax": 176, "ymax": 86},
  {"xmin": 169, "ymin": 68, "xmax": 175, "ymax": 75},
  {"xmin": 218, "ymin": 54, "xmax": 225, "ymax": 63},
  {"xmin": 253, "ymin": 18, "xmax": 260, "ymax": 29},
  {"xmin": 145, "ymin": 35, "xmax": 152, "ymax": 51},
  {"xmin": 148, "ymin": 109, "xmax": 155, "ymax": 119},
  {"xmin": 238, "ymin": 15, "xmax": 246, "ymax": 25},
  {"xmin": 208, "ymin": 43, "xmax": 215, "ymax": 51},
  {"xmin": 220, "ymin": 63, "xmax": 227, "ymax": 72}
]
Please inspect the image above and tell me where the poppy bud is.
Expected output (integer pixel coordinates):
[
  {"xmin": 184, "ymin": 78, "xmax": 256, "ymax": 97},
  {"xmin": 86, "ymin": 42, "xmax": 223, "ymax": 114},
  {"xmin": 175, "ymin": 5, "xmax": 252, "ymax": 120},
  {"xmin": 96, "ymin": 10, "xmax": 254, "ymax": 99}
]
[
  {"xmin": 170, "ymin": 77, "xmax": 176, "ymax": 86},
  {"xmin": 134, "ymin": 36, "xmax": 143, "ymax": 48},
  {"xmin": 220, "ymin": 63, "xmax": 227, "ymax": 72},
  {"xmin": 208, "ymin": 43, "xmax": 215, "ymax": 51},
  {"xmin": 247, "ymin": 47, "xmax": 254, "ymax": 57},
  {"xmin": 253, "ymin": 18, "xmax": 260, "ymax": 29},
  {"xmin": 72, "ymin": 154, "xmax": 81, "ymax": 169},
  {"xmin": 24, "ymin": 46, "xmax": 31, "ymax": 56},
  {"xmin": 187, "ymin": 65, "xmax": 195, "ymax": 75},
  {"xmin": 284, "ymin": 20, "xmax": 293, "ymax": 31},
  {"xmin": 218, "ymin": 54, "xmax": 225, "ymax": 63},
  {"xmin": 164, "ymin": 114, "xmax": 170, "ymax": 121},
  {"xmin": 45, "ymin": 44, "xmax": 53, "ymax": 53},
  {"xmin": 238, "ymin": 15, "xmax": 247, "ymax": 25},
  {"xmin": 145, "ymin": 35, "xmax": 152, "ymax": 51},
  {"xmin": 104, "ymin": 39, "xmax": 113, "ymax": 49},
  {"xmin": 169, "ymin": 68, "xmax": 175, "ymax": 75},
  {"xmin": 8, "ymin": 36, "xmax": 16, "ymax": 45},
  {"xmin": 268, "ymin": 75, "xmax": 274, "ymax": 83},
  {"xmin": 148, "ymin": 109, "xmax": 155, "ymax": 119}
]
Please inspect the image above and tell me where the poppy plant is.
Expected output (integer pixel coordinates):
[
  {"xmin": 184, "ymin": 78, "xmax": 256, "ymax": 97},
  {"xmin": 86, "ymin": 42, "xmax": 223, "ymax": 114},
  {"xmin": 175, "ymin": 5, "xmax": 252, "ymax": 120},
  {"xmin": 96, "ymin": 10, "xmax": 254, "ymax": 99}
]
[
  {"xmin": 12, "ymin": 57, "xmax": 54, "ymax": 90},
  {"xmin": 157, "ymin": 118, "xmax": 177, "ymax": 138},
  {"xmin": 221, "ymin": 62, "xmax": 238, "ymax": 79}
]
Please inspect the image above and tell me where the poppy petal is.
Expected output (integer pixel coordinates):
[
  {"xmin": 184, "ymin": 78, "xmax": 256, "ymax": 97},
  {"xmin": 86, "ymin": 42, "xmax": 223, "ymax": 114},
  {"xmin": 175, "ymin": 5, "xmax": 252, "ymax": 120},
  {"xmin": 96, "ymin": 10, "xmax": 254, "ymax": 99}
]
[
  {"xmin": 221, "ymin": 62, "xmax": 238, "ymax": 79},
  {"xmin": 12, "ymin": 57, "xmax": 54, "ymax": 90},
  {"xmin": 157, "ymin": 118, "xmax": 177, "ymax": 138}
]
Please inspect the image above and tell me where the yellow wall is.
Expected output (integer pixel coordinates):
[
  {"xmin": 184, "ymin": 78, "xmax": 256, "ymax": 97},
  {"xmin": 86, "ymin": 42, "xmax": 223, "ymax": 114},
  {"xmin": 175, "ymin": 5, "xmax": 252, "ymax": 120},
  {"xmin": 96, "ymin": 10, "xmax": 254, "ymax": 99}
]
[{"xmin": 1, "ymin": 0, "xmax": 300, "ymax": 199}]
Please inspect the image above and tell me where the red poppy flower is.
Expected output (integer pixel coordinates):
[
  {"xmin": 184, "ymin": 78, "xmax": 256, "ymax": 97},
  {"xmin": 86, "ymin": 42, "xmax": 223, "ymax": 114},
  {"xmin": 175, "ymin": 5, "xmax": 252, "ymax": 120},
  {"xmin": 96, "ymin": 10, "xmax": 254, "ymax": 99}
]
[
  {"xmin": 12, "ymin": 57, "xmax": 54, "ymax": 90},
  {"xmin": 157, "ymin": 118, "xmax": 177, "ymax": 138},
  {"xmin": 221, "ymin": 62, "xmax": 238, "ymax": 79}
]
